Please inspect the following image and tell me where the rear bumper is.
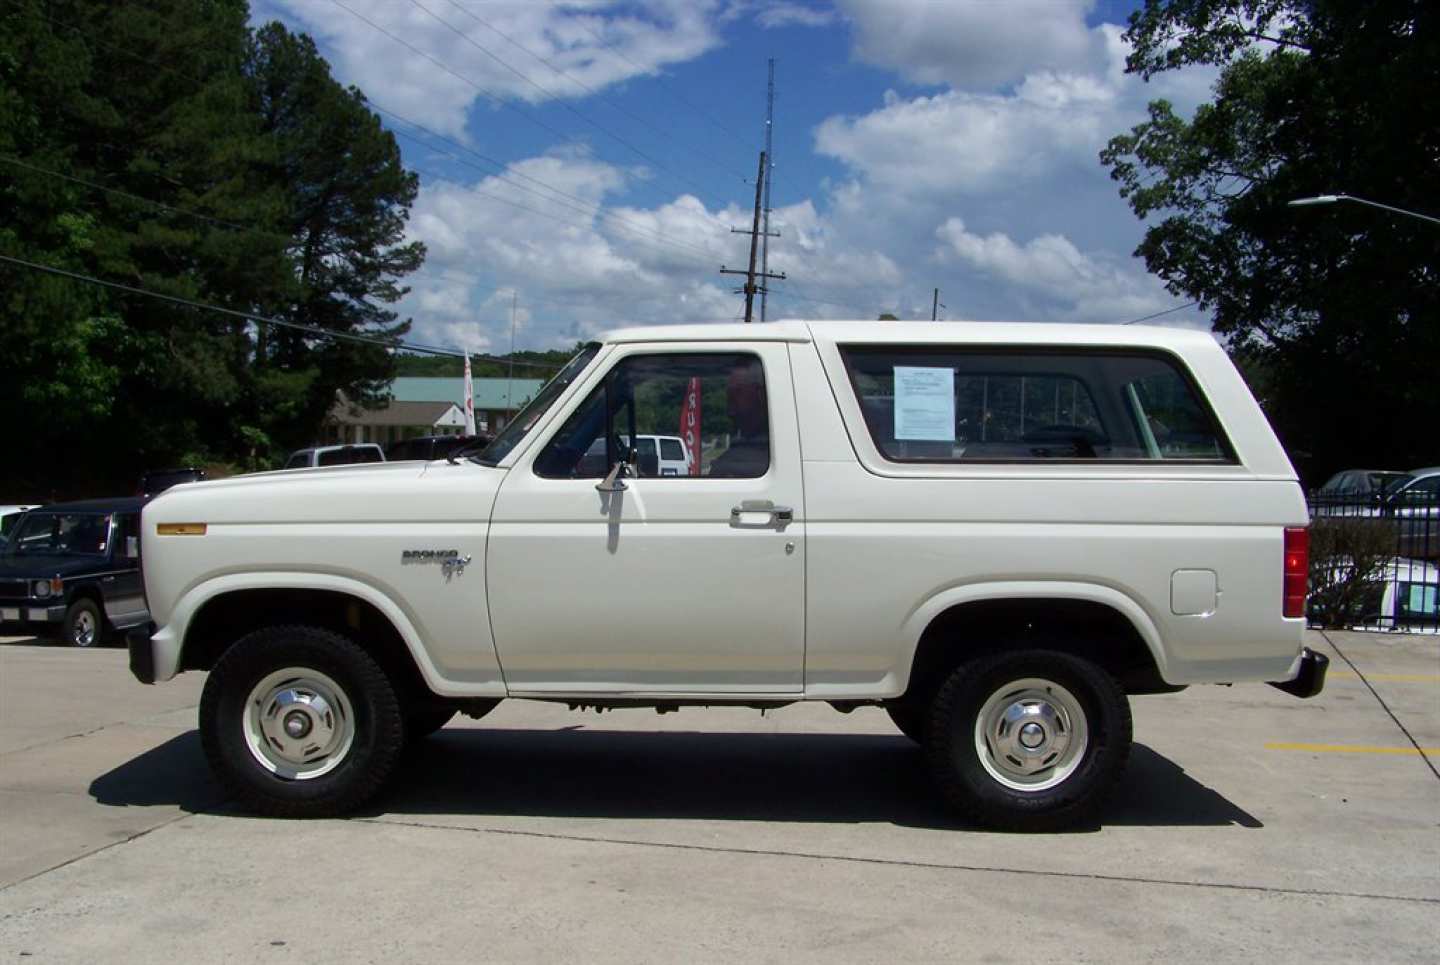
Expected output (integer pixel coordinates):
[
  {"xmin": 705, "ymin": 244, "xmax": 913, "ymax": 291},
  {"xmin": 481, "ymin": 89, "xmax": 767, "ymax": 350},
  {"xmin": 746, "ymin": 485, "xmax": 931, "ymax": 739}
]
[
  {"xmin": 1268, "ymin": 646, "xmax": 1329, "ymax": 699},
  {"xmin": 127, "ymin": 623, "xmax": 156, "ymax": 684}
]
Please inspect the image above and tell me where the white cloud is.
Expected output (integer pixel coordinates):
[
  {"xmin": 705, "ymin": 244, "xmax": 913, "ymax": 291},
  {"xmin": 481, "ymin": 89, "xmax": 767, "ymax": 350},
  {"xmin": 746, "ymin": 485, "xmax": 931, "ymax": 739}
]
[
  {"xmin": 256, "ymin": 0, "xmax": 726, "ymax": 138},
  {"xmin": 933, "ymin": 217, "xmax": 1185, "ymax": 324},
  {"xmin": 835, "ymin": 0, "xmax": 1104, "ymax": 90},
  {"xmin": 755, "ymin": 2, "xmax": 837, "ymax": 29}
]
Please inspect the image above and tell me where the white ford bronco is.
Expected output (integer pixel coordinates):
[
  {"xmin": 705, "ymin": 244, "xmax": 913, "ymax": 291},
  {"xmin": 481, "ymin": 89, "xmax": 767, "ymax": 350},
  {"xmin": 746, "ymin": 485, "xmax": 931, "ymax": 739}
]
[{"xmin": 130, "ymin": 321, "xmax": 1326, "ymax": 830}]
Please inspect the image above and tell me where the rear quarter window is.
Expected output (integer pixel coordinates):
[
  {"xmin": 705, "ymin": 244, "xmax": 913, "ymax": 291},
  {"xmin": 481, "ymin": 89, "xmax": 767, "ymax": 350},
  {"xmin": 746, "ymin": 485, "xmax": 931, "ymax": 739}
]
[{"xmin": 839, "ymin": 346, "xmax": 1234, "ymax": 464}]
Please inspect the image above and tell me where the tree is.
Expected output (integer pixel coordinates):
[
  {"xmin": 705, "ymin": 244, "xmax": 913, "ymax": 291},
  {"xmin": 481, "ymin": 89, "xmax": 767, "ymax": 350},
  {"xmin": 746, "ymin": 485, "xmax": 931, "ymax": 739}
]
[
  {"xmin": 0, "ymin": 2, "xmax": 427, "ymax": 497},
  {"xmin": 1100, "ymin": 1, "xmax": 1440, "ymax": 483}
]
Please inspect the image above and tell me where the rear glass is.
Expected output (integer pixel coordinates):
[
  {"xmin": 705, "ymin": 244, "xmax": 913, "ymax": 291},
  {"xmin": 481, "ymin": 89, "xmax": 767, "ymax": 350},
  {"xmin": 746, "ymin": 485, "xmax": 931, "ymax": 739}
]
[{"xmin": 839, "ymin": 346, "xmax": 1233, "ymax": 463}]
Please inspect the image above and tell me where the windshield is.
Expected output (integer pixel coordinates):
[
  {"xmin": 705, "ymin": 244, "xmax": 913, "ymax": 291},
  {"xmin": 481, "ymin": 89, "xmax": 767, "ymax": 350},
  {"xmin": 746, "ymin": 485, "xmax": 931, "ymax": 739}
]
[
  {"xmin": 476, "ymin": 343, "xmax": 603, "ymax": 466},
  {"xmin": 1382, "ymin": 474, "xmax": 1417, "ymax": 496},
  {"xmin": 8, "ymin": 512, "xmax": 112, "ymax": 557}
]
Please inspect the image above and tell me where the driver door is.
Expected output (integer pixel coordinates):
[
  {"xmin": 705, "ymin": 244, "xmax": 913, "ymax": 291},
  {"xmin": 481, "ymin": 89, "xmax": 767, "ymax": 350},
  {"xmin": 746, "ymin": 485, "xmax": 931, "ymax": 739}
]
[{"xmin": 487, "ymin": 344, "xmax": 805, "ymax": 695}]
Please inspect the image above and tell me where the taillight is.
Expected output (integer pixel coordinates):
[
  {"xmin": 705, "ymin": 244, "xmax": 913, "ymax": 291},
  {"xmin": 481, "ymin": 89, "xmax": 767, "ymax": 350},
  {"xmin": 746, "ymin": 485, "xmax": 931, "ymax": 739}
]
[{"xmin": 1283, "ymin": 526, "xmax": 1309, "ymax": 618}]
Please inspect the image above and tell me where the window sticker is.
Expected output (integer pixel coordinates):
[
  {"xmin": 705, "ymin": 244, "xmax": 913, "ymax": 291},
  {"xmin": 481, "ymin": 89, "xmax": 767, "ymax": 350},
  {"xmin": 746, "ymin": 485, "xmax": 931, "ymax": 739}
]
[{"xmin": 893, "ymin": 366, "xmax": 955, "ymax": 441}]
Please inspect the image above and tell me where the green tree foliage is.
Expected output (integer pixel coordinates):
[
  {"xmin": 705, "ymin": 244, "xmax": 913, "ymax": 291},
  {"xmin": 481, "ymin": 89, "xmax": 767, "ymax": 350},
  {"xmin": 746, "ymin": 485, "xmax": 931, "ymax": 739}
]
[
  {"xmin": 0, "ymin": 0, "xmax": 424, "ymax": 498},
  {"xmin": 1100, "ymin": 1, "xmax": 1439, "ymax": 483}
]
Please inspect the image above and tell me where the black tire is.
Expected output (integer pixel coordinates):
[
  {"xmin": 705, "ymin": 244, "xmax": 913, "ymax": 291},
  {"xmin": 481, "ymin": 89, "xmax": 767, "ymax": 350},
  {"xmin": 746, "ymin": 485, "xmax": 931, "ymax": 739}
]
[
  {"xmin": 405, "ymin": 708, "xmax": 455, "ymax": 742},
  {"xmin": 884, "ymin": 700, "xmax": 926, "ymax": 744},
  {"xmin": 63, "ymin": 598, "xmax": 104, "ymax": 648},
  {"xmin": 925, "ymin": 649, "xmax": 1131, "ymax": 832},
  {"xmin": 199, "ymin": 625, "xmax": 404, "ymax": 818}
]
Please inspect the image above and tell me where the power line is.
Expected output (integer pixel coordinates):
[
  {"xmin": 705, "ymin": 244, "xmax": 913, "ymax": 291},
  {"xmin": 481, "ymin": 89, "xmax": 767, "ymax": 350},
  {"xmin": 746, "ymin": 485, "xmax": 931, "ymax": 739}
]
[
  {"xmin": 562, "ymin": 8, "xmax": 754, "ymax": 149},
  {"xmin": 406, "ymin": 0, "xmax": 725, "ymax": 204},
  {"xmin": 3, "ymin": 146, "xmax": 734, "ymax": 321},
  {"xmin": 0, "ymin": 155, "xmax": 257, "ymax": 233},
  {"xmin": 0, "ymin": 253, "xmax": 559, "ymax": 368},
  {"xmin": 328, "ymin": 0, "xmax": 577, "ymax": 148},
  {"xmin": 19, "ymin": 7, "xmax": 736, "ymax": 275},
  {"xmin": 1119, "ymin": 302, "xmax": 1199, "ymax": 325},
  {"xmin": 381, "ymin": 110, "xmax": 727, "ymax": 263},
  {"xmin": 435, "ymin": 0, "xmax": 748, "ymax": 190}
]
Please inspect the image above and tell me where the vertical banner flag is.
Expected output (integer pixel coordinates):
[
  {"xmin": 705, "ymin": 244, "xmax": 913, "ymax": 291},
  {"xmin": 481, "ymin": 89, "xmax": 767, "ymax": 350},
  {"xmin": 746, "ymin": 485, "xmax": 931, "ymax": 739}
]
[
  {"xmin": 463, "ymin": 355, "xmax": 477, "ymax": 435},
  {"xmin": 680, "ymin": 376, "xmax": 702, "ymax": 476}
]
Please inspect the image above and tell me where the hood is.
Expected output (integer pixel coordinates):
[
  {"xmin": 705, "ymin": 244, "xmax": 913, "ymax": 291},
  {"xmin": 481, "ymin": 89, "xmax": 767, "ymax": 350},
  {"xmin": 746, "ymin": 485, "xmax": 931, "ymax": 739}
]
[
  {"xmin": 144, "ymin": 459, "xmax": 507, "ymax": 526},
  {"xmin": 0, "ymin": 553, "xmax": 114, "ymax": 580}
]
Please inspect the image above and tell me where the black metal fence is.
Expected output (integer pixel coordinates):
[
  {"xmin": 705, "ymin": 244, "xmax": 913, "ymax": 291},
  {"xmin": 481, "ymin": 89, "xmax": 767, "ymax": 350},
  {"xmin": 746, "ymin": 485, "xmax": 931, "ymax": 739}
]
[{"xmin": 1306, "ymin": 491, "xmax": 1439, "ymax": 632}]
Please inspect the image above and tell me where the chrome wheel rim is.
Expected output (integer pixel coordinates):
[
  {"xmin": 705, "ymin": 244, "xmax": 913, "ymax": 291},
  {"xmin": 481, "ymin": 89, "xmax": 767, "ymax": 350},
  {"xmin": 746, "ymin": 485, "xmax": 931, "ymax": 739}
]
[
  {"xmin": 243, "ymin": 668, "xmax": 355, "ymax": 780},
  {"xmin": 71, "ymin": 609, "xmax": 97, "ymax": 647},
  {"xmin": 974, "ymin": 677, "xmax": 1089, "ymax": 791}
]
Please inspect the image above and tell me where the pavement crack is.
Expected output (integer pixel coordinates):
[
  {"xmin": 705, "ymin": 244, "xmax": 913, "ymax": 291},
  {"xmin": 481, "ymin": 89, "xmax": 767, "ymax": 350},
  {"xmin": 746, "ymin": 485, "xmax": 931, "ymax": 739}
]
[
  {"xmin": 1319, "ymin": 630, "xmax": 1440, "ymax": 781},
  {"xmin": 355, "ymin": 816, "xmax": 1440, "ymax": 907},
  {"xmin": 0, "ymin": 811, "xmax": 195, "ymax": 894}
]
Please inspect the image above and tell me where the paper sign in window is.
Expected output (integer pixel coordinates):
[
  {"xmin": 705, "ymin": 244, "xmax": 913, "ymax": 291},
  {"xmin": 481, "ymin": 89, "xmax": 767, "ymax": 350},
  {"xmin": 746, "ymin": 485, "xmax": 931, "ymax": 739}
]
[{"xmin": 893, "ymin": 366, "xmax": 955, "ymax": 441}]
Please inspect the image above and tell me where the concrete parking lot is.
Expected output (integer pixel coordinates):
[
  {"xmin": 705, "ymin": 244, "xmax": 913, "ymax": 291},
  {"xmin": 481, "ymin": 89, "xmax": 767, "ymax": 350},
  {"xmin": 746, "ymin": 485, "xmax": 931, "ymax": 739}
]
[{"xmin": 1, "ymin": 629, "xmax": 1436, "ymax": 963}]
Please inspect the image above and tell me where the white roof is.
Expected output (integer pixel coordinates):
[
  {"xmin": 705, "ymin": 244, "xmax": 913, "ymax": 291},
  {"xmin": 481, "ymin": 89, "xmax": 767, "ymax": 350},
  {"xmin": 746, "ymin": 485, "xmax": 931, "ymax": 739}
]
[{"xmin": 597, "ymin": 319, "xmax": 1217, "ymax": 350}]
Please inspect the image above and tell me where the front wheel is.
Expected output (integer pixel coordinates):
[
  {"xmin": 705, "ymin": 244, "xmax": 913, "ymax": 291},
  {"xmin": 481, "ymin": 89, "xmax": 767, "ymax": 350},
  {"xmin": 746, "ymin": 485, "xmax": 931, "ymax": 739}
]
[
  {"xmin": 200, "ymin": 625, "xmax": 405, "ymax": 818},
  {"xmin": 63, "ymin": 598, "xmax": 104, "ymax": 648},
  {"xmin": 925, "ymin": 650, "xmax": 1131, "ymax": 832}
]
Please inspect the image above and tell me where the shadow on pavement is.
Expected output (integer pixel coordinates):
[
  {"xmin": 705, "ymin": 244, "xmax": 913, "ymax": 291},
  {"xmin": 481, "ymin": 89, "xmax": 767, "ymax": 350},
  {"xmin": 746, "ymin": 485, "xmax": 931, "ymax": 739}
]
[
  {"xmin": 89, "ymin": 727, "xmax": 1262, "ymax": 830},
  {"xmin": 88, "ymin": 730, "xmax": 229, "ymax": 813}
]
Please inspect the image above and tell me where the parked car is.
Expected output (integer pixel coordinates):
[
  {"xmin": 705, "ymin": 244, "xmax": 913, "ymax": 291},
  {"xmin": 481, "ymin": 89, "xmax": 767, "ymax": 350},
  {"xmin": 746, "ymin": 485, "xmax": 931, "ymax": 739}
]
[
  {"xmin": 1381, "ymin": 468, "xmax": 1440, "ymax": 560},
  {"xmin": 283, "ymin": 444, "xmax": 385, "ymax": 469},
  {"xmin": 0, "ymin": 497, "xmax": 148, "ymax": 647},
  {"xmin": 1310, "ymin": 556, "xmax": 1439, "ymax": 632},
  {"xmin": 137, "ymin": 467, "xmax": 207, "ymax": 497},
  {"xmin": 132, "ymin": 321, "xmax": 1324, "ymax": 830},
  {"xmin": 385, "ymin": 434, "xmax": 491, "ymax": 462},
  {"xmin": 1315, "ymin": 468, "xmax": 1410, "ymax": 499}
]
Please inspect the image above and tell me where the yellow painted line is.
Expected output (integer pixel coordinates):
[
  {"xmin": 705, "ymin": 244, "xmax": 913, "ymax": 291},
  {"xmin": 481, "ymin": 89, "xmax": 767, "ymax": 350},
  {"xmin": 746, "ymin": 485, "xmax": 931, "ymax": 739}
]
[
  {"xmin": 1327, "ymin": 671, "xmax": 1440, "ymax": 683},
  {"xmin": 1266, "ymin": 742, "xmax": 1440, "ymax": 756}
]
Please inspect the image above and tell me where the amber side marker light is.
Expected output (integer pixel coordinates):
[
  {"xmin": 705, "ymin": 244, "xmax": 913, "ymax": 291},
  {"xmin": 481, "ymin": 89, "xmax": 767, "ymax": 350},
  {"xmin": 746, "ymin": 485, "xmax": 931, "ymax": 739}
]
[{"xmin": 157, "ymin": 523, "xmax": 207, "ymax": 536}]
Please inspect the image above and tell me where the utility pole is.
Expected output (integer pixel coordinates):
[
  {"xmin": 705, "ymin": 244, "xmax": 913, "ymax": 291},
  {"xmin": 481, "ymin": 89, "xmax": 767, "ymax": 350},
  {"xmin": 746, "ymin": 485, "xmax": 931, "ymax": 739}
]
[
  {"xmin": 721, "ymin": 151, "xmax": 785, "ymax": 323},
  {"xmin": 931, "ymin": 288, "xmax": 946, "ymax": 320},
  {"xmin": 760, "ymin": 58, "xmax": 776, "ymax": 322}
]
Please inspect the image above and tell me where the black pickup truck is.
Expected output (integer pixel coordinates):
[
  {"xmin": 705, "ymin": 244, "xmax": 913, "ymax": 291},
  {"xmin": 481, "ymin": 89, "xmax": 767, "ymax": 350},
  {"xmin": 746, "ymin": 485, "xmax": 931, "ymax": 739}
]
[{"xmin": 0, "ymin": 497, "xmax": 148, "ymax": 647}]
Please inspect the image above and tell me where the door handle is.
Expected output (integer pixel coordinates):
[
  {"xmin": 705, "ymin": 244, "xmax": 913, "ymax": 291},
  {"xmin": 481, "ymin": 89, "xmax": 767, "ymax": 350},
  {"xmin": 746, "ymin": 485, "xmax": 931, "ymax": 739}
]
[
  {"xmin": 730, "ymin": 501, "xmax": 794, "ymax": 527},
  {"xmin": 102, "ymin": 576, "xmax": 116, "ymax": 583}
]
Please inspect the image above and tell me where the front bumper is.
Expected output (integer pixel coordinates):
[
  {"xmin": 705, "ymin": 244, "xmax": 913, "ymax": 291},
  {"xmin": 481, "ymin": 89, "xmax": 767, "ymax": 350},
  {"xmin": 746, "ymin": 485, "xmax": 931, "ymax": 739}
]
[
  {"xmin": 1268, "ymin": 646, "xmax": 1329, "ymax": 699},
  {"xmin": 0, "ymin": 602, "xmax": 66, "ymax": 625},
  {"xmin": 127, "ymin": 623, "xmax": 156, "ymax": 684}
]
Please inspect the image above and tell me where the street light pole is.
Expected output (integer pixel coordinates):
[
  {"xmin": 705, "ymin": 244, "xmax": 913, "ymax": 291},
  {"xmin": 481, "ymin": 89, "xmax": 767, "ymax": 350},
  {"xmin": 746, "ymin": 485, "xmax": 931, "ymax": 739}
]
[{"xmin": 1288, "ymin": 194, "xmax": 1440, "ymax": 227}]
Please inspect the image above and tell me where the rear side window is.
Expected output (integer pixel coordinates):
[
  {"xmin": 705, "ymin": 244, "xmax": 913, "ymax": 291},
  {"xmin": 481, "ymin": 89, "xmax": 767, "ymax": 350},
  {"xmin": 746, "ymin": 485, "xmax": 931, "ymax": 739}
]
[
  {"xmin": 840, "ymin": 346, "xmax": 1233, "ymax": 463},
  {"xmin": 660, "ymin": 438, "xmax": 684, "ymax": 460}
]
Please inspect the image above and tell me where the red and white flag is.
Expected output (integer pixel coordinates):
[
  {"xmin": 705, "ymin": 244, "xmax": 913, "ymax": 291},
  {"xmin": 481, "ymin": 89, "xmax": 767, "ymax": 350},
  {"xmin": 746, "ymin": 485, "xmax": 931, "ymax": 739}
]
[
  {"xmin": 462, "ymin": 355, "xmax": 477, "ymax": 435},
  {"xmin": 679, "ymin": 376, "xmax": 702, "ymax": 475}
]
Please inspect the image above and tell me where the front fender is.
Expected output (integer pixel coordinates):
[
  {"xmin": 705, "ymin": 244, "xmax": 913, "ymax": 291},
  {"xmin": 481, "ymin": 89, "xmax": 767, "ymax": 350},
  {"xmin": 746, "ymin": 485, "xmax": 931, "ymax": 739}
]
[
  {"xmin": 894, "ymin": 580, "xmax": 1170, "ymax": 692},
  {"xmin": 150, "ymin": 571, "xmax": 502, "ymax": 697}
]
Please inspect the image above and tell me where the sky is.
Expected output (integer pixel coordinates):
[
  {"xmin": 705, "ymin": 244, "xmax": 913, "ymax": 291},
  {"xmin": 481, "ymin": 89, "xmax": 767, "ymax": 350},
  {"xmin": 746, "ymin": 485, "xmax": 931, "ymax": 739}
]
[{"xmin": 248, "ymin": 0, "xmax": 1221, "ymax": 355}]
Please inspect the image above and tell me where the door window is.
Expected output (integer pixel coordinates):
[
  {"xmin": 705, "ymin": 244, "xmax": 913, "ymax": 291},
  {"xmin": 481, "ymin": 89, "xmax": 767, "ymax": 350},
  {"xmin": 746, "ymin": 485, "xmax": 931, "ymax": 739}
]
[{"xmin": 535, "ymin": 353, "xmax": 770, "ymax": 479}]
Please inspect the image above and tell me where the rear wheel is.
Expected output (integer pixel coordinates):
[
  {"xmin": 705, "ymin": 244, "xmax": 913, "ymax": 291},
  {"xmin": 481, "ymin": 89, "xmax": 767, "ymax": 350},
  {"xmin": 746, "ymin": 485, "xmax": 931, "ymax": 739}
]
[
  {"xmin": 200, "ymin": 625, "xmax": 404, "ymax": 818},
  {"xmin": 63, "ymin": 598, "xmax": 103, "ymax": 648},
  {"xmin": 925, "ymin": 649, "xmax": 1131, "ymax": 832}
]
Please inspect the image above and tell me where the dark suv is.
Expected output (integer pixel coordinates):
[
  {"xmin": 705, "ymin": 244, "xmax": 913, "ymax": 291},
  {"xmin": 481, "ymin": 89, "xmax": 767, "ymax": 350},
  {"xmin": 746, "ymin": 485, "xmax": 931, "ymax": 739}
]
[{"xmin": 0, "ymin": 498, "xmax": 148, "ymax": 647}]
